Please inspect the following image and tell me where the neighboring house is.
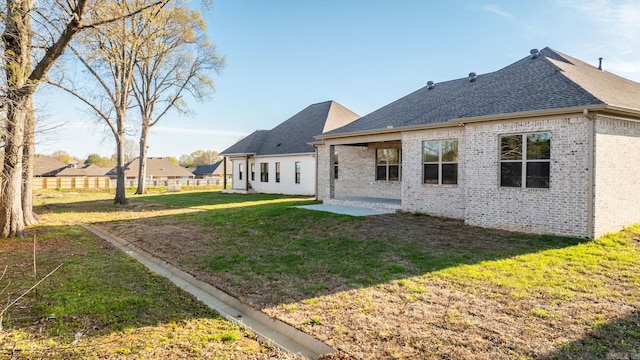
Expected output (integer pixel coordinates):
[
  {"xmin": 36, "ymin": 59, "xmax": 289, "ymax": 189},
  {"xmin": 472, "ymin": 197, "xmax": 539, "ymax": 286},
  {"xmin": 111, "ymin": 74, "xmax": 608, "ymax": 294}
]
[
  {"xmin": 192, "ymin": 158, "xmax": 232, "ymax": 181},
  {"xmin": 221, "ymin": 100, "xmax": 360, "ymax": 195},
  {"xmin": 33, "ymin": 155, "xmax": 111, "ymax": 189},
  {"xmin": 56, "ymin": 164, "xmax": 110, "ymax": 177},
  {"xmin": 314, "ymin": 47, "xmax": 640, "ymax": 239},
  {"xmin": 107, "ymin": 157, "xmax": 195, "ymax": 186},
  {"xmin": 33, "ymin": 155, "xmax": 68, "ymax": 177}
]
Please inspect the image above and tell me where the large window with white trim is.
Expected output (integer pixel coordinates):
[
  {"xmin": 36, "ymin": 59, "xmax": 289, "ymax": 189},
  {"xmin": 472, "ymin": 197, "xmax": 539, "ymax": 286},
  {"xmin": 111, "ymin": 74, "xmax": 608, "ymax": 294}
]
[
  {"xmin": 376, "ymin": 148, "xmax": 401, "ymax": 181},
  {"xmin": 500, "ymin": 132, "xmax": 550, "ymax": 188},
  {"xmin": 423, "ymin": 140, "xmax": 458, "ymax": 185}
]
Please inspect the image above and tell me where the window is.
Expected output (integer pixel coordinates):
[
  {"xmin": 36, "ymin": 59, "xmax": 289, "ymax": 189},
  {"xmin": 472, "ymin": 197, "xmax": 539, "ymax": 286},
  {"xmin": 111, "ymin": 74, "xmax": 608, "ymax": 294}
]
[
  {"xmin": 500, "ymin": 132, "xmax": 550, "ymax": 188},
  {"xmin": 333, "ymin": 151, "xmax": 339, "ymax": 179},
  {"xmin": 423, "ymin": 140, "xmax": 458, "ymax": 185},
  {"xmin": 250, "ymin": 163, "xmax": 255, "ymax": 181},
  {"xmin": 238, "ymin": 163, "xmax": 243, "ymax": 180},
  {"xmin": 275, "ymin": 162, "xmax": 280, "ymax": 182},
  {"xmin": 295, "ymin": 162, "xmax": 301, "ymax": 184},
  {"xmin": 376, "ymin": 148, "xmax": 401, "ymax": 181},
  {"xmin": 260, "ymin": 162, "xmax": 269, "ymax": 182}
]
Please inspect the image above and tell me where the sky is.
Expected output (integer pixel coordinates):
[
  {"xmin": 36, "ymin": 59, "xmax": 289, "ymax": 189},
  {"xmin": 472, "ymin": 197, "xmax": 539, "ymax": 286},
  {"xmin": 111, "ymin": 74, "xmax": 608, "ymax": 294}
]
[{"xmin": 35, "ymin": 0, "xmax": 640, "ymax": 160}]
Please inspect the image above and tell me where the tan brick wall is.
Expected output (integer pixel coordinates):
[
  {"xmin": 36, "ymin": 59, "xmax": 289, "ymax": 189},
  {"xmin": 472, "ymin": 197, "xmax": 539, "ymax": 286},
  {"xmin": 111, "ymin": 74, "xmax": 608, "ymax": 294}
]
[
  {"xmin": 316, "ymin": 143, "xmax": 402, "ymax": 200},
  {"xmin": 464, "ymin": 116, "xmax": 591, "ymax": 237},
  {"xmin": 593, "ymin": 117, "xmax": 640, "ymax": 237},
  {"xmin": 401, "ymin": 128, "xmax": 466, "ymax": 219}
]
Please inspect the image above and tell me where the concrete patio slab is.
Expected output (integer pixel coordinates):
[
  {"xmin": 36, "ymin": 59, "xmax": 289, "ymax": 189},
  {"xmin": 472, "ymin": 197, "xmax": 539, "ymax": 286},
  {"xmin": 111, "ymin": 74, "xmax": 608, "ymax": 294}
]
[{"xmin": 294, "ymin": 204, "xmax": 395, "ymax": 216}]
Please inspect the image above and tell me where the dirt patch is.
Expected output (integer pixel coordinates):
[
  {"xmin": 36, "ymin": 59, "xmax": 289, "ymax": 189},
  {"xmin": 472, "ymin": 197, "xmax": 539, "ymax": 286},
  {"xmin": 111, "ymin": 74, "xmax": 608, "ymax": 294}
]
[{"xmin": 94, "ymin": 209, "xmax": 639, "ymax": 360}]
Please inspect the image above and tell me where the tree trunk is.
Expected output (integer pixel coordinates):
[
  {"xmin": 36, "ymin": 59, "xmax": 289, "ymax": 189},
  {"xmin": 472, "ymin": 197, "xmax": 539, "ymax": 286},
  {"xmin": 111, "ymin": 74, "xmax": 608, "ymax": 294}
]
[
  {"xmin": 135, "ymin": 125, "xmax": 149, "ymax": 194},
  {"xmin": 114, "ymin": 128, "xmax": 128, "ymax": 204},
  {"xmin": 1, "ymin": 0, "xmax": 31, "ymax": 238},
  {"xmin": 22, "ymin": 95, "xmax": 38, "ymax": 226},
  {"xmin": 1, "ymin": 95, "xmax": 27, "ymax": 238}
]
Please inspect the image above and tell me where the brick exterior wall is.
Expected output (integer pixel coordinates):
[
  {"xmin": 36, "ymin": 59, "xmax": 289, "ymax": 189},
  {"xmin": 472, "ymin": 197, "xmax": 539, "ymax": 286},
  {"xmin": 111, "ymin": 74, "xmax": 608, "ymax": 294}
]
[
  {"xmin": 317, "ymin": 114, "xmax": 640, "ymax": 239},
  {"xmin": 464, "ymin": 116, "xmax": 591, "ymax": 237},
  {"xmin": 593, "ymin": 117, "xmax": 640, "ymax": 237},
  {"xmin": 401, "ymin": 128, "xmax": 466, "ymax": 219}
]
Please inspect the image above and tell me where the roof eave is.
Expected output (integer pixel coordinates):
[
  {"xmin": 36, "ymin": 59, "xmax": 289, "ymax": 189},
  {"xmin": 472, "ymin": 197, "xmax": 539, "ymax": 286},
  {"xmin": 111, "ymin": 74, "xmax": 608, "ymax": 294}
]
[
  {"xmin": 220, "ymin": 152, "xmax": 257, "ymax": 157},
  {"xmin": 315, "ymin": 104, "xmax": 617, "ymax": 141}
]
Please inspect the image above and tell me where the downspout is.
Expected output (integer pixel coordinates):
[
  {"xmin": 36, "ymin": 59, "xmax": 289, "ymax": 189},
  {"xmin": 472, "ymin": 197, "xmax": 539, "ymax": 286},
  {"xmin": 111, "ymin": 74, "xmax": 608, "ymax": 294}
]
[
  {"xmin": 584, "ymin": 109, "xmax": 596, "ymax": 238},
  {"xmin": 314, "ymin": 145, "xmax": 319, "ymax": 200}
]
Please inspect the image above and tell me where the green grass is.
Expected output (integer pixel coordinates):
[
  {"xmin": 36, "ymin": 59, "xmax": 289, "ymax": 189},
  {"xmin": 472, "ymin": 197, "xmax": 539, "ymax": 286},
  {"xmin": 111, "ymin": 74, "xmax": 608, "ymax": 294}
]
[
  {"xmin": 0, "ymin": 222, "xmax": 279, "ymax": 358},
  {"xmin": 25, "ymin": 189, "xmax": 640, "ymax": 359}
]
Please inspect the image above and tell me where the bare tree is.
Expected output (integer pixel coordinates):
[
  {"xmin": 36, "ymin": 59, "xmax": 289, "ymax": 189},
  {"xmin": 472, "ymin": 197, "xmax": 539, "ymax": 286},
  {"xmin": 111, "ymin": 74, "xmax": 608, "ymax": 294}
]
[
  {"xmin": 131, "ymin": 5, "xmax": 223, "ymax": 194},
  {"xmin": 48, "ymin": 0, "xmax": 167, "ymax": 204},
  {"xmin": 0, "ymin": 0, "xmax": 166, "ymax": 237}
]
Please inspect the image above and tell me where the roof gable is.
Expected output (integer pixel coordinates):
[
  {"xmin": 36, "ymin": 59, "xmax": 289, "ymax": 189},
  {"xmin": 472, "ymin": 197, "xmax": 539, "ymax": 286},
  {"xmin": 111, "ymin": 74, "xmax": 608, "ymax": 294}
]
[
  {"xmin": 221, "ymin": 100, "xmax": 359, "ymax": 156},
  {"xmin": 323, "ymin": 47, "xmax": 640, "ymax": 136}
]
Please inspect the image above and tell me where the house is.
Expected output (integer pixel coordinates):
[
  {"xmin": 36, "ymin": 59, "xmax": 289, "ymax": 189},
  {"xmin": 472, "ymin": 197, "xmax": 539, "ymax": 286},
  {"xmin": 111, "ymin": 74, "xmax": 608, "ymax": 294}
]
[
  {"xmin": 107, "ymin": 157, "xmax": 195, "ymax": 187},
  {"xmin": 220, "ymin": 100, "xmax": 360, "ymax": 195},
  {"xmin": 33, "ymin": 155, "xmax": 68, "ymax": 177},
  {"xmin": 314, "ymin": 47, "xmax": 640, "ymax": 239},
  {"xmin": 192, "ymin": 158, "xmax": 232, "ymax": 183}
]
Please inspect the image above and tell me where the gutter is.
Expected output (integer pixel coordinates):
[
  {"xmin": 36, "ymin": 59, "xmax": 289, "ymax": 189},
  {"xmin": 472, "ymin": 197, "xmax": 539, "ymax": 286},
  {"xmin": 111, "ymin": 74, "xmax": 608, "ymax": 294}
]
[{"xmin": 314, "ymin": 104, "xmax": 625, "ymax": 141}]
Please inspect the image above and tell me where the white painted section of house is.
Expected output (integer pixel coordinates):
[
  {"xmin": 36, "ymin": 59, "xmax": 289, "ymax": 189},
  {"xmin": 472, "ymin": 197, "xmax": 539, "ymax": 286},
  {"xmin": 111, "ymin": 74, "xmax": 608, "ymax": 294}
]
[
  {"xmin": 228, "ymin": 156, "xmax": 249, "ymax": 191},
  {"xmin": 229, "ymin": 154, "xmax": 316, "ymax": 195},
  {"xmin": 593, "ymin": 117, "xmax": 640, "ymax": 237}
]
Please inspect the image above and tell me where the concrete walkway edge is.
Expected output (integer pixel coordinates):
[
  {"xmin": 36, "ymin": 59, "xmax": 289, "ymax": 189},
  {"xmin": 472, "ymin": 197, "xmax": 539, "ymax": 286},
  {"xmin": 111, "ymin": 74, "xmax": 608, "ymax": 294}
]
[{"xmin": 81, "ymin": 223, "xmax": 335, "ymax": 359}]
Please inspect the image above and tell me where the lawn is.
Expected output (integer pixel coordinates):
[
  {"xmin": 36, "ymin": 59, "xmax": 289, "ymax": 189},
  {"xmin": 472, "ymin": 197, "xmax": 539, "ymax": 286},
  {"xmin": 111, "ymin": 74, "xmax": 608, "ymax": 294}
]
[
  {"xmin": 0, "ymin": 191, "xmax": 295, "ymax": 359},
  {"xmin": 12, "ymin": 189, "xmax": 640, "ymax": 359}
]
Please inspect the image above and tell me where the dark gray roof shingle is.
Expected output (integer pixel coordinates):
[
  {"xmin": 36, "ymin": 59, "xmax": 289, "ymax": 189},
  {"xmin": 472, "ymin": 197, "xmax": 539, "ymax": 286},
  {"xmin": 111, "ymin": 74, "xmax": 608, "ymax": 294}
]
[
  {"xmin": 323, "ymin": 47, "xmax": 640, "ymax": 136},
  {"xmin": 221, "ymin": 101, "xmax": 359, "ymax": 156},
  {"xmin": 192, "ymin": 160, "xmax": 225, "ymax": 175}
]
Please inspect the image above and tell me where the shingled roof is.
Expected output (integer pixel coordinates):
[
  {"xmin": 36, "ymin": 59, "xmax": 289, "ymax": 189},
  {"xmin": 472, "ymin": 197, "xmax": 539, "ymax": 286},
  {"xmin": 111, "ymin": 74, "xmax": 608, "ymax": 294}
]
[
  {"xmin": 320, "ymin": 47, "xmax": 640, "ymax": 137},
  {"xmin": 192, "ymin": 158, "xmax": 231, "ymax": 176},
  {"xmin": 34, "ymin": 155, "xmax": 68, "ymax": 176},
  {"xmin": 107, "ymin": 157, "xmax": 194, "ymax": 178},
  {"xmin": 221, "ymin": 100, "xmax": 360, "ymax": 156},
  {"xmin": 56, "ymin": 164, "xmax": 110, "ymax": 177}
]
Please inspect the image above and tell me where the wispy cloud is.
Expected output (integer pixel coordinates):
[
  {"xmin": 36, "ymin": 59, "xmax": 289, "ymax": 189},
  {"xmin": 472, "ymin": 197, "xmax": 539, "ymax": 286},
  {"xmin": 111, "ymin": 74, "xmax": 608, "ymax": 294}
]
[
  {"xmin": 481, "ymin": 4, "xmax": 514, "ymax": 19},
  {"xmin": 557, "ymin": 0, "xmax": 640, "ymax": 47}
]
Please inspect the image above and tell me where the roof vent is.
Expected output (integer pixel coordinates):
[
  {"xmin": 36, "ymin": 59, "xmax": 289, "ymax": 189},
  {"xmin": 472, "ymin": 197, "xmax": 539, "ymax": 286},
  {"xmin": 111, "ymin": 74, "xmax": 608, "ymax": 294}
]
[
  {"xmin": 468, "ymin": 72, "xmax": 477, "ymax": 82},
  {"xmin": 598, "ymin": 57, "xmax": 603, "ymax": 71},
  {"xmin": 427, "ymin": 81, "xmax": 435, "ymax": 90},
  {"xmin": 530, "ymin": 49, "xmax": 539, "ymax": 59}
]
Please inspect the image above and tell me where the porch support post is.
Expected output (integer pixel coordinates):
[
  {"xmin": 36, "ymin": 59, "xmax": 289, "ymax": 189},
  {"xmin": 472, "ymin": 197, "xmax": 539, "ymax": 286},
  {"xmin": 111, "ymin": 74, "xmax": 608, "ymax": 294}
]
[
  {"xmin": 329, "ymin": 145, "xmax": 335, "ymax": 199},
  {"xmin": 245, "ymin": 156, "xmax": 250, "ymax": 191},
  {"xmin": 222, "ymin": 156, "xmax": 227, "ymax": 189}
]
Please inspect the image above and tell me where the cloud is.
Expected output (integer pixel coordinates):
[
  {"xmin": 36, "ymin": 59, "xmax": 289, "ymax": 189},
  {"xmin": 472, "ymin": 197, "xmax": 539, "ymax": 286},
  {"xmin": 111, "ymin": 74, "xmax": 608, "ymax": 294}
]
[
  {"xmin": 557, "ymin": 0, "xmax": 640, "ymax": 46},
  {"xmin": 601, "ymin": 60, "xmax": 640, "ymax": 81},
  {"xmin": 481, "ymin": 4, "xmax": 514, "ymax": 19}
]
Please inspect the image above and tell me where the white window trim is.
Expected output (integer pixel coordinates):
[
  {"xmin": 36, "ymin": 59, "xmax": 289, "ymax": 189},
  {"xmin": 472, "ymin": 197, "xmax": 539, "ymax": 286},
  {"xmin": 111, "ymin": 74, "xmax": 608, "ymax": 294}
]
[
  {"xmin": 422, "ymin": 139, "xmax": 458, "ymax": 186},
  {"xmin": 499, "ymin": 131, "xmax": 551, "ymax": 189}
]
